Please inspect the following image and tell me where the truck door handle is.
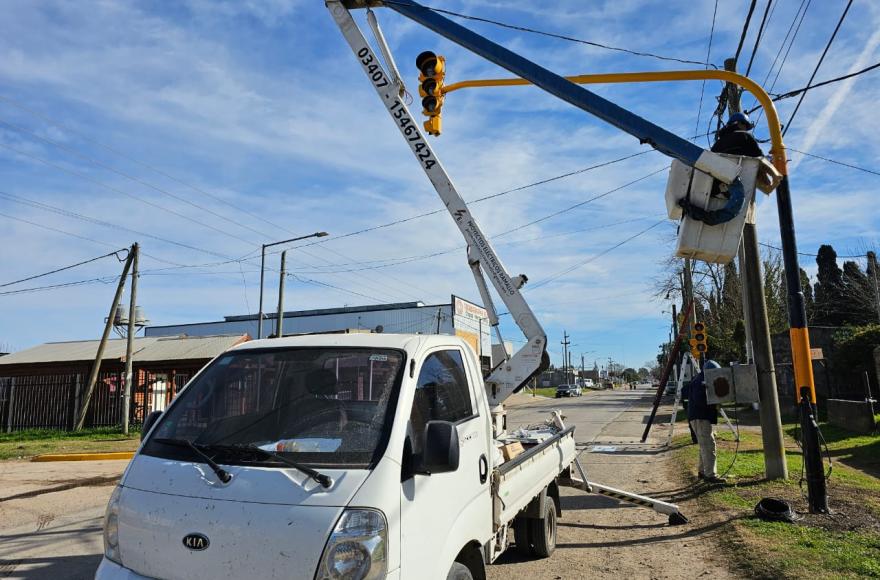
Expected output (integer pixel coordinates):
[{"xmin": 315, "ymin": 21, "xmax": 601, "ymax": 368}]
[{"xmin": 478, "ymin": 454, "xmax": 488, "ymax": 484}]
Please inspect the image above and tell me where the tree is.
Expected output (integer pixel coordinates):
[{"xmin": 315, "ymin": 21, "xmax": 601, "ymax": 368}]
[
  {"xmin": 814, "ymin": 245, "xmax": 846, "ymax": 326},
  {"xmin": 841, "ymin": 260, "xmax": 877, "ymax": 325}
]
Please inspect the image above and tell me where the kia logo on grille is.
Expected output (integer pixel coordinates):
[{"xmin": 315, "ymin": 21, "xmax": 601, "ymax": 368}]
[{"xmin": 182, "ymin": 533, "xmax": 210, "ymax": 551}]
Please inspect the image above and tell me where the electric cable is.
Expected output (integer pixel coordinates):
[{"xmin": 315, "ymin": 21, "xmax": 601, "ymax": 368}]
[
  {"xmin": 384, "ymin": 1, "xmax": 713, "ymax": 67},
  {"xmin": 744, "ymin": 0, "xmax": 775, "ymax": 77},
  {"xmin": 693, "ymin": 0, "xmax": 719, "ymax": 143},
  {"xmin": 0, "ymin": 118, "xmax": 268, "ymax": 241},
  {"xmin": 0, "ymin": 141, "xmax": 258, "ymax": 248},
  {"xmin": 734, "ymin": 0, "xmax": 759, "ymax": 63},
  {"xmin": 0, "ymin": 275, "xmax": 119, "ymax": 296},
  {"xmin": 770, "ymin": 61, "xmax": 880, "ymax": 102},
  {"xmin": 0, "ymin": 94, "xmax": 295, "ymax": 237},
  {"xmin": 0, "ymin": 249, "xmax": 127, "ymax": 288},
  {"xmin": 528, "ymin": 219, "xmax": 666, "ymax": 290},
  {"xmin": 788, "ymin": 146, "xmax": 880, "ymax": 178},
  {"xmin": 782, "ymin": 0, "xmax": 854, "ymax": 137}
]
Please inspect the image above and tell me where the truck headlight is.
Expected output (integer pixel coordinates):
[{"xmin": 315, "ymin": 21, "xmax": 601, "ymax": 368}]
[
  {"xmin": 103, "ymin": 486, "xmax": 123, "ymax": 565},
  {"xmin": 317, "ymin": 509, "xmax": 387, "ymax": 580}
]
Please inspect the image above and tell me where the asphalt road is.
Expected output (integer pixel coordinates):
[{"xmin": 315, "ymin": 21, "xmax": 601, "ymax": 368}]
[{"xmin": 0, "ymin": 387, "xmax": 669, "ymax": 580}]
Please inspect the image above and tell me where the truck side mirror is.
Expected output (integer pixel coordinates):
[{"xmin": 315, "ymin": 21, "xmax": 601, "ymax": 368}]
[
  {"xmin": 421, "ymin": 420, "xmax": 460, "ymax": 474},
  {"xmin": 141, "ymin": 410, "xmax": 163, "ymax": 440}
]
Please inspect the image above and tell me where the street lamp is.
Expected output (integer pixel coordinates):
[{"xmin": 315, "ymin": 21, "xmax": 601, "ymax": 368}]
[{"xmin": 257, "ymin": 231, "xmax": 328, "ymax": 339}]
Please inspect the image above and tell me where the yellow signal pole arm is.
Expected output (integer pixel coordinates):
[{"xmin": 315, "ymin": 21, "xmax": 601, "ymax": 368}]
[{"xmin": 443, "ymin": 70, "xmax": 787, "ymax": 176}]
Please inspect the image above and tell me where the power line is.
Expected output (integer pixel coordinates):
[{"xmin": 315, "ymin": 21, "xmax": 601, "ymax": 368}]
[
  {"xmin": 0, "ymin": 141, "xmax": 258, "ymax": 248},
  {"xmin": 782, "ymin": 0, "xmax": 854, "ymax": 137},
  {"xmin": 384, "ymin": 1, "xmax": 712, "ymax": 67},
  {"xmin": 0, "ymin": 275, "xmax": 119, "ymax": 296},
  {"xmin": 286, "ymin": 150, "xmax": 654, "ymax": 252},
  {"xmin": 788, "ymin": 146, "xmax": 880, "ymax": 178},
  {"xmin": 734, "ymin": 0, "xmax": 759, "ymax": 63},
  {"xmin": 771, "ymin": 61, "xmax": 880, "ymax": 102},
  {"xmin": 0, "ymin": 94, "xmax": 294, "ymax": 237},
  {"xmin": 0, "ymin": 118, "xmax": 268, "ymax": 241},
  {"xmin": 744, "ymin": 0, "xmax": 775, "ymax": 77},
  {"xmin": 693, "ymin": 0, "xmax": 719, "ymax": 143},
  {"xmin": 758, "ymin": 241, "xmax": 864, "ymax": 259},
  {"xmin": 0, "ymin": 249, "xmax": 126, "ymax": 288},
  {"xmin": 529, "ymin": 220, "xmax": 666, "ymax": 290}
]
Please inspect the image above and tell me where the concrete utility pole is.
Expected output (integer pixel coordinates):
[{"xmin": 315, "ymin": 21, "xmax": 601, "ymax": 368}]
[
  {"xmin": 122, "ymin": 243, "xmax": 139, "ymax": 435},
  {"xmin": 723, "ymin": 58, "xmax": 787, "ymax": 479},
  {"xmin": 561, "ymin": 331, "xmax": 570, "ymax": 384},
  {"xmin": 275, "ymin": 250, "xmax": 287, "ymax": 338},
  {"xmin": 76, "ymin": 247, "xmax": 134, "ymax": 430}
]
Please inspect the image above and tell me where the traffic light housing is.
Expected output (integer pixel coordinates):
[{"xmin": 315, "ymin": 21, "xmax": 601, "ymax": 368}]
[
  {"xmin": 416, "ymin": 51, "xmax": 445, "ymax": 136},
  {"xmin": 689, "ymin": 321, "xmax": 708, "ymax": 359}
]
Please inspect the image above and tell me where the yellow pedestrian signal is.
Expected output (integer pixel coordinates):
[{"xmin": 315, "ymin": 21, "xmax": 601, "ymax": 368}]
[
  {"xmin": 689, "ymin": 321, "xmax": 708, "ymax": 358},
  {"xmin": 416, "ymin": 51, "xmax": 445, "ymax": 136}
]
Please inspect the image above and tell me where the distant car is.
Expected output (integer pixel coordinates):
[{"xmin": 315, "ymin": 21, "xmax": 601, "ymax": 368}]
[
  {"xmin": 555, "ymin": 384, "xmax": 582, "ymax": 398},
  {"xmin": 583, "ymin": 379, "xmax": 594, "ymax": 389}
]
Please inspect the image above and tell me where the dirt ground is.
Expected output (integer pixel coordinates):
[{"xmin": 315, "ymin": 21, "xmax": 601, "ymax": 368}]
[{"xmin": 489, "ymin": 395, "xmax": 741, "ymax": 580}]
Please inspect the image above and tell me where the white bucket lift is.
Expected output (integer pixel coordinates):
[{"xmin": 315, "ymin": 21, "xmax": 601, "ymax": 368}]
[{"xmin": 665, "ymin": 154, "xmax": 765, "ymax": 264}]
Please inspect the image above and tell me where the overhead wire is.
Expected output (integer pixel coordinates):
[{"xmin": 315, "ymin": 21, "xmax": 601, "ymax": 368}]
[
  {"xmin": 744, "ymin": 0, "xmax": 776, "ymax": 77},
  {"xmin": 734, "ymin": 0, "xmax": 759, "ymax": 63},
  {"xmin": 782, "ymin": 0, "xmax": 854, "ymax": 137},
  {"xmin": 0, "ymin": 118, "xmax": 268, "ymax": 241},
  {"xmin": 788, "ymin": 146, "xmax": 880, "ymax": 178},
  {"xmin": 0, "ymin": 249, "xmax": 127, "ymax": 288},
  {"xmin": 0, "ymin": 94, "xmax": 295, "ymax": 236},
  {"xmin": 693, "ymin": 0, "xmax": 719, "ymax": 144},
  {"xmin": 383, "ymin": 1, "xmax": 713, "ymax": 67}
]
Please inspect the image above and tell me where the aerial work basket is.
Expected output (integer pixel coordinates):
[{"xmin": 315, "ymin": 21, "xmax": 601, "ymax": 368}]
[{"xmin": 665, "ymin": 154, "xmax": 768, "ymax": 264}]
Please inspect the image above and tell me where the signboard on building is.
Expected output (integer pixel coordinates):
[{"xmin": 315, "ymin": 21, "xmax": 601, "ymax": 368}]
[
  {"xmin": 810, "ymin": 348, "xmax": 824, "ymax": 360},
  {"xmin": 451, "ymin": 295, "xmax": 491, "ymax": 359}
]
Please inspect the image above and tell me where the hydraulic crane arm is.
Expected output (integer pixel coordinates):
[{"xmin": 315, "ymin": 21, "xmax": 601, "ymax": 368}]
[{"xmin": 327, "ymin": 1, "xmax": 547, "ymax": 407}]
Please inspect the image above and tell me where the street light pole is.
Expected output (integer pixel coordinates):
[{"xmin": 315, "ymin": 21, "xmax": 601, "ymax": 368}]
[{"xmin": 256, "ymin": 231, "xmax": 328, "ymax": 339}]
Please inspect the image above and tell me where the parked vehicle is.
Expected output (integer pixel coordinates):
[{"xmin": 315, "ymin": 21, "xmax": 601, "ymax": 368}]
[
  {"xmin": 555, "ymin": 384, "xmax": 583, "ymax": 398},
  {"xmin": 582, "ymin": 379, "xmax": 595, "ymax": 389},
  {"xmin": 96, "ymin": 334, "xmax": 579, "ymax": 580}
]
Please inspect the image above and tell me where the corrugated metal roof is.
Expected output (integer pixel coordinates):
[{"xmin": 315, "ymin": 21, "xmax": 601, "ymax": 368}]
[{"xmin": 0, "ymin": 335, "xmax": 248, "ymax": 366}]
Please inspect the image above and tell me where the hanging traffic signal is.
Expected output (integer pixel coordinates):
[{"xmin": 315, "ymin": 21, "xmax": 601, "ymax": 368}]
[
  {"xmin": 689, "ymin": 321, "xmax": 708, "ymax": 358},
  {"xmin": 416, "ymin": 51, "xmax": 445, "ymax": 136}
]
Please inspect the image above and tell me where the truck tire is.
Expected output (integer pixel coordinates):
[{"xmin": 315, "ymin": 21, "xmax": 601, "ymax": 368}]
[
  {"xmin": 513, "ymin": 515, "xmax": 534, "ymax": 556},
  {"xmin": 447, "ymin": 562, "xmax": 474, "ymax": 580},
  {"xmin": 529, "ymin": 500, "xmax": 557, "ymax": 558}
]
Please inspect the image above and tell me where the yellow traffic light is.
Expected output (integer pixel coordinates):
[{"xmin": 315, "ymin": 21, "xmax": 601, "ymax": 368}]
[
  {"xmin": 416, "ymin": 51, "xmax": 445, "ymax": 136},
  {"xmin": 689, "ymin": 321, "xmax": 708, "ymax": 358}
]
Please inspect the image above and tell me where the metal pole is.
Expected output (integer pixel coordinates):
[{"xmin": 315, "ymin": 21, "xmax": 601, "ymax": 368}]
[
  {"xmin": 275, "ymin": 250, "xmax": 287, "ymax": 339},
  {"xmin": 777, "ymin": 174, "xmax": 827, "ymax": 512},
  {"xmin": 122, "ymin": 243, "xmax": 139, "ymax": 435},
  {"xmin": 76, "ymin": 248, "xmax": 134, "ymax": 430},
  {"xmin": 725, "ymin": 57, "xmax": 787, "ymax": 479},
  {"xmin": 258, "ymin": 244, "xmax": 266, "ymax": 339}
]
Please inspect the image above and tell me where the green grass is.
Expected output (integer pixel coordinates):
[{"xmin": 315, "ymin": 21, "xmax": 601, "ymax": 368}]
[
  {"xmin": 0, "ymin": 427, "xmax": 140, "ymax": 460},
  {"xmin": 673, "ymin": 420, "xmax": 880, "ymax": 579}
]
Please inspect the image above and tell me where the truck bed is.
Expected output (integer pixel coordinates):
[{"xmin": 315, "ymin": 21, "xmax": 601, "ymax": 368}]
[{"xmin": 492, "ymin": 426, "xmax": 577, "ymax": 528}]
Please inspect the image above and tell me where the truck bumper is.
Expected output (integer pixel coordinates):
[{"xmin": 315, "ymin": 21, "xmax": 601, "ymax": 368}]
[{"xmin": 95, "ymin": 558, "xmax": 152, "ymax": 580}]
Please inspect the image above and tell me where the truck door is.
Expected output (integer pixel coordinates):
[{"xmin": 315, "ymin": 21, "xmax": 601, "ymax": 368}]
[{"xmin": 400, "ymin": 347, "xmax": 492, "ymax": 579}]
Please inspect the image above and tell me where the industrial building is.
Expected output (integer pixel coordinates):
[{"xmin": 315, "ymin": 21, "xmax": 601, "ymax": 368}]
[{"xmin": 145, "ymin": 295, "xmax": 493, "ymax": 368}]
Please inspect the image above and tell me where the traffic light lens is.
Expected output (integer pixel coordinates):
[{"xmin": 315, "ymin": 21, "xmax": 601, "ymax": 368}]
[
  {"xmin": 422, "ymin": 78, "xmax": 438, "ymax": 95},
  {"xmin": 422, "ymin": 96, "xmax": 438, "ymax": 113},
  {"xmin": 694, "ymin": 333, "xmax": 706, "ymax": 341},
  {"xmin": 416, "ymin": 51, "xmax": 437, "ymax": 74}
]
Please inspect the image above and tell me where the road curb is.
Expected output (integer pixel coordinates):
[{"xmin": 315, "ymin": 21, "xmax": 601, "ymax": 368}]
[{"xmin": 31, "ymin": 451, "xmax": 135, "ymax": 462}]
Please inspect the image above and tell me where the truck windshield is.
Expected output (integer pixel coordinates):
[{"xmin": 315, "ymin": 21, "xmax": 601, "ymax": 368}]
[{"xmin": 143, "ymin": 347, "xmax": 405, "ymax": 469}]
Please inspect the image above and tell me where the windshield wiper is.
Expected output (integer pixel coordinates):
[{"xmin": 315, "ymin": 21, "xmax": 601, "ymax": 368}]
[
  {"xmin": 218, "ymin": 444, "xmax": 333, "ymax": 489},
  {"xmin": 153, "ymin": 438, "xmax": 232, "ymax": 484}
]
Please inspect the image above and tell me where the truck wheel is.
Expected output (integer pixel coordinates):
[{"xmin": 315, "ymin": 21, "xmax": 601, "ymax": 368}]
[
  {"xmin": 447, "ymin": 562, "xmax": 473, "ymax": 580},
  {"xmin": 529, "ymin": 500, "xmax": 557, "ymax": 557},
  {"xmin": 513, "ymin": 515, "xmax": 533, "ymax": 556}
]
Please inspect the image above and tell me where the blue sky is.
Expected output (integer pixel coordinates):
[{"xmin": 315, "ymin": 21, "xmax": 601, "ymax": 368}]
[{"xmin": 1, "ymin": 0, "xmax": 878, "ymax": 370}]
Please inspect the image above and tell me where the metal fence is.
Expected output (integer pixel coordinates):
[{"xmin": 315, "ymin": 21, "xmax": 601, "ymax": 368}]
[{"xmin": 0, "ymin": 368, "xmax": 196, "ymax": 432}]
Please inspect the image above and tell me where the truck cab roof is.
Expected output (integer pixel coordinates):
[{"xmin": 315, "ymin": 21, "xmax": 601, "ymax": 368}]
[{"xmin": 232, "ymin": 333, "xmax": 471, "ymax": 354}]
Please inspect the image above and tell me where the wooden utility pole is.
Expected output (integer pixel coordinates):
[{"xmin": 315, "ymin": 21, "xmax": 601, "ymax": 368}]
[
  {"xmin": 76, "ymin": 247, "xmax": 134, "ymax": 430},
  {"xmin": 723, "ymin": 58, "xmax": 787, "ymax": 479},
  {"xmin": 275, "ymin": 250, "xmax": 287, "ymax": 338},
  {"xmin": 868, "ymin": 251, "xmax": 880, "ymax": 323},
  {"xmin": 122, "ymin": 243, "xmax": 139, "ymax": 435}
]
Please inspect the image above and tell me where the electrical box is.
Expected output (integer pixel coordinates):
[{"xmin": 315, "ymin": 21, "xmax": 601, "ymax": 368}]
[
  {"xmin": 705, "ymin": 363, "xmax": 759, "ymax": 405},
  {"xmin": 665, "ymin": 154, "xmax": 761, "ymax": 264}
]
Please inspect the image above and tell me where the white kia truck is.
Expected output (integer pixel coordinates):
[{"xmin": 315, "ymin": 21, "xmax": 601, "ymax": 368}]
[{"xmin": 96, "ymin": 332, "xmax": 578, "ymax": 580}]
